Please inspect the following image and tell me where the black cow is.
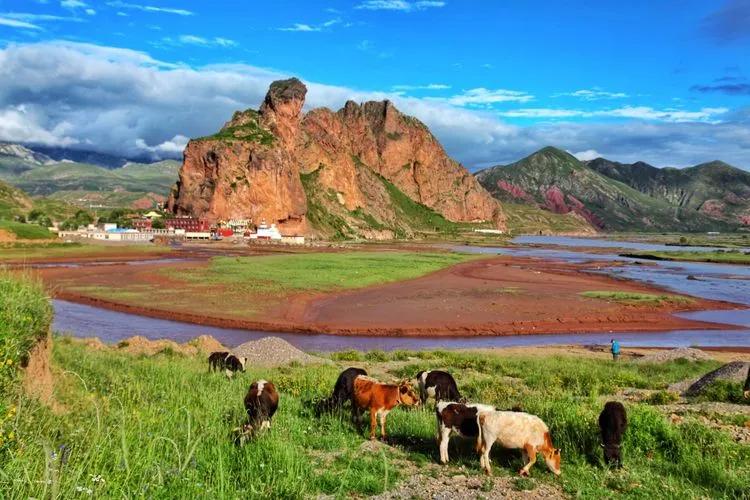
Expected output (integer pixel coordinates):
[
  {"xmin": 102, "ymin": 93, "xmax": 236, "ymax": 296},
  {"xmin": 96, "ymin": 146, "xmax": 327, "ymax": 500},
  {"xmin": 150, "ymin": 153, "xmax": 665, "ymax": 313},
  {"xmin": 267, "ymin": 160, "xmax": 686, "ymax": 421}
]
[
  {"xmin": 244, "ymin": 380, "xmax": 279, "ymax": 431},
  {"xmin": 416, "ymin": 370, "xmax": 462, "ymax": 404},
  {"xmin": 208, "ymin": 351, "xmax": 230, "ymax": 372},
  {"xmin": 744, "ymin": 365, "xmax": 749, "ymax": 399},
  {"xmin": 436, "ymin": 402, "xmax": 496, "ymax": 463},
  {"xmin": 599, "ymin": 401, "xmax": 627, "ymax": 467},
  {"xmin": 316, "ymin": 367, "xmax": 368, "ymax": 416},
  {"xmin": 224, "ymin": 354, "xmax": 247, "ymax": 374}
]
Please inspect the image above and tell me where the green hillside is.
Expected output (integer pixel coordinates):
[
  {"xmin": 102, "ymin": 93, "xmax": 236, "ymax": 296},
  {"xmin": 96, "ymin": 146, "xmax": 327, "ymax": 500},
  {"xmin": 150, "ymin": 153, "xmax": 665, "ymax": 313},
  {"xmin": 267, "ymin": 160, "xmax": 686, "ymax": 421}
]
[
  {"xmin": 476, "ymin": 147, "xmax": 736, "ymax": 232},
  {"xmin": 0, "ymin": 179, "xmax": 32, "ymax": 219},
  {"xmin": 588, "ymin": 158, "xmax": 750, "ymax": 226}
]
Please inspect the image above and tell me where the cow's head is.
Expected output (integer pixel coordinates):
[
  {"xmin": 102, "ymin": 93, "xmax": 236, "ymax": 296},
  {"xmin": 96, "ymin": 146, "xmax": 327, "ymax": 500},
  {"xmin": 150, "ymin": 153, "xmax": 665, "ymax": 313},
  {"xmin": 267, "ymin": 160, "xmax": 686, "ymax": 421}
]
[
  {"xmin": 398, "ymin": 382, "xmax": 420, "ymax": 406},
  {"xmin": 602, "ymin": 444, "xmax": 622, "ymax": 467},
  {"xmin": 239, "ymin": 357, "xmax": 248, "ymax": 371},
  {"xmin": 543, "ymin": 448, "xmax": 562, "ymax": 476}
]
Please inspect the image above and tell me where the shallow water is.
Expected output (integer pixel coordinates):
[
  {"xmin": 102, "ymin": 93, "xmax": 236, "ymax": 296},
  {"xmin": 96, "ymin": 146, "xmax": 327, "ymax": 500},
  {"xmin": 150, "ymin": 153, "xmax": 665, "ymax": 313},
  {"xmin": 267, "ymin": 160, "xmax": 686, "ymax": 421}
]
[
  {"xmin": 52, "ymin": 300, "xmax": 750, "ymax": 351},
  {"xmin": 512, "ymin": 235, "xmax": 750, "ymax": 253},
  {"xmin": 50, "ymin": 236, "xmax": 750, "ymax": 351}
]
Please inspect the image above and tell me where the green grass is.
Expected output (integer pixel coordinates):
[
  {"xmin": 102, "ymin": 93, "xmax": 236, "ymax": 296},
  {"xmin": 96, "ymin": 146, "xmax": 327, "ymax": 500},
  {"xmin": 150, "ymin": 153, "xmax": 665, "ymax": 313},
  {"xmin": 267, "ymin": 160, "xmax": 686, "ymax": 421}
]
[
  {"xmin": 0, "ymin": 220, "xmax": 52, "ymax": 240},
  {"xmin": 0, "ymin": 242, "xmax": 169, "ymax": 262},
  {"xmin": 173, "ymin": 251, "xmax": 477, "ymax": 295},
  {"xmin": 196, "ymin": 110, "xmax": 275, "ymax": 146},
  {"xmin": 0, "ymin": 272, "xmax": 52, "ymax": 456},
  {"xmin": 3, "ymin": 344, "xmax": 749, "ymax": 498},
  {"xmin": 622, "ymin": 250, "xmax": 750, "ymax": 265},
  {"xmin": 580, "ymin": 291, "xmax": 695, "ymax": 306},
  {"xmin": 502, "ymin": 202, "xmax": 595, "ymax": 235}
]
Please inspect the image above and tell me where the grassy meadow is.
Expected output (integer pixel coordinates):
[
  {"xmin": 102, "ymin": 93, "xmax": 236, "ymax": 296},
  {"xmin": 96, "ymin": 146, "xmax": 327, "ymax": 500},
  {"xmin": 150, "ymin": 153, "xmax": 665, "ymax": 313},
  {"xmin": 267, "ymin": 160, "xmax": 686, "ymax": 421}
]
[
  {"xmin": 2, "ymin": 337, "xmax": 750, "ymax": 498},
  {"xmin": 0, "ymin": 242, "xmax": 170, "ymax": 262},
  {"xmin": 623, "ymin": 250, "xmax": 750, "ymax": 265},
  {"xmin": 580, "ymin": 291, "xmax": 695, "ymax": 306}
]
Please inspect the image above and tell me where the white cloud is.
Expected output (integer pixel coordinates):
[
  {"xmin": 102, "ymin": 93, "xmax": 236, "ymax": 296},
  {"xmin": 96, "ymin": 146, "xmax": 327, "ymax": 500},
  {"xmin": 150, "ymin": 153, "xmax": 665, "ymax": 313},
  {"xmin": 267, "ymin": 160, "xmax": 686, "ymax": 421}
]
[
  {"xmin": 1, "ymin": 12, "xmax": 85, "ymax": 23},
  {"xmin": 437, "ymin": 88, "xmax": 535, "ymax": 106},
  {"xmin": 0, "ymin": 41, "xmax": 746, "ymax": 169},
  {"xmin": 105, "ymin": 1, "xmax": 193, "ymax": 16},
  {"xmin": 85, "ymin": 8, "xmax": 96, "ymax": 15},
  {"xmin": 61, "ymin": 0, "xmax": 87, "ymax": 8},
  {"xmin": 278, "ymin": 19, "xmax": 340, "ymax": 32},
  {"xmin": 135, "ymin": 134, "xmax": 188, "ymax": 154},
  {"xmin": 356, "ymin": 1, "xmax": 445, "ymax": 12},
  {"xmin": 556, "ymin": 88, "xmax": 628, "ymax": 100},
  {"xmin": 392, "ymin": 83, "xmax": 450, "ymax": 91},
  {"xmin": 497, "ymin": 106, "xmax": 728, "ymax": 123},
  {"xmin": 0, "ymin": 17, "xmax": 42, "ymax": 30},
  {"xmin": 571, "ymin": 149, "xmax": 601, "ymax": 161},
  {"xmin": 162, "ymin": 35, "xmax": 237, "ymax": 48}
]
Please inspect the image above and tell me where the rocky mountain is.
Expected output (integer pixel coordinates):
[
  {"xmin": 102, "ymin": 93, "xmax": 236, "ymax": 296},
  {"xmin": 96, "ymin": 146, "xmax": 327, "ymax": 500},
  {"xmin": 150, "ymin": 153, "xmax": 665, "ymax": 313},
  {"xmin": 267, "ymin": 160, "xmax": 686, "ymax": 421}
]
[
  {"xmin": 587, "ymin": 158, "xmax": 750, "ymax": 226},
  {"xmin": 475, "ymin": 147, "xmax": 739, "ymax": 232},
  {"xmin": 167, "ymin": 78, "xmax": 504, "ymax": 238}
]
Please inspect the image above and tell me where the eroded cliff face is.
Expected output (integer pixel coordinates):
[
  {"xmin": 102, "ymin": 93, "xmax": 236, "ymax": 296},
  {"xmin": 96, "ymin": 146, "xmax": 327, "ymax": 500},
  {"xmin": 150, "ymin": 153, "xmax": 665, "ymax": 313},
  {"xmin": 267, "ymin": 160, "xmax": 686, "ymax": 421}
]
[{"xmin": 168, "ymin": 78, "xmax": 505, "ymax": 236}]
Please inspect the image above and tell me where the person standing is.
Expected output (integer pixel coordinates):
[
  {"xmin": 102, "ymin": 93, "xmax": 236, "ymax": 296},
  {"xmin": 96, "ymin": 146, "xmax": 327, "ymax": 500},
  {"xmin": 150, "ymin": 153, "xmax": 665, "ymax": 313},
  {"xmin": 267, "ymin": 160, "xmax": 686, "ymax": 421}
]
[{"xmin": 610, "ymin": 339, "xmax": 620, "ymax": 361}]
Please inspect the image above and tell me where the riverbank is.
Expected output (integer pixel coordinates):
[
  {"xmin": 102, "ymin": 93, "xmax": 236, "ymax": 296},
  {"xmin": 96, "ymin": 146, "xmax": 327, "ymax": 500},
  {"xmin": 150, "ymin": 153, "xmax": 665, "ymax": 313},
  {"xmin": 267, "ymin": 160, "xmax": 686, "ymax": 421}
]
[{"xmin": 36, "ymin": 250, "xmax": 737, "ymax": 337}]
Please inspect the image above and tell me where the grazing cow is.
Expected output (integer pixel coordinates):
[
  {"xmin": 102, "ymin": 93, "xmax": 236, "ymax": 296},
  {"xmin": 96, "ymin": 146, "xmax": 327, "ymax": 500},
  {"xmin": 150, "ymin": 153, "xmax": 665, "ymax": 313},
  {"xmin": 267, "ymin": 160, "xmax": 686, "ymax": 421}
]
[
  {"xmin": 244, "ymin": 380, "xmax": 279, "ymax": 431},
  {"xmin": 208, "ymin": 351, "xmax": 230, "ymax": 372},
  {"xmin": 416, "ymin": 370, "xmax": 462, "ymax": 404},
  {"xmin": 315, "ymin": 367, "xmax": 367, "ymax": 416},
  {"xmin": 744, "ymin": 365, "xmax": 750, "ymax": 399},
  {"xmin": 224, "ymin": 354, "xmax": 247, "ymax": 375},
  {"xmin": 477, "ymin": 411, "xmax": 561, "ymax": 477},
  {"xmin": 598, "ymin": 401, "xmax": 627, "ymax": 467},
  {"xmin": 436, "ymin": 402, "xmax": 496, "ymax": 464},
  {"xmin": 352, "ymin": 375, "xmax": 420, "ymax": 440}
]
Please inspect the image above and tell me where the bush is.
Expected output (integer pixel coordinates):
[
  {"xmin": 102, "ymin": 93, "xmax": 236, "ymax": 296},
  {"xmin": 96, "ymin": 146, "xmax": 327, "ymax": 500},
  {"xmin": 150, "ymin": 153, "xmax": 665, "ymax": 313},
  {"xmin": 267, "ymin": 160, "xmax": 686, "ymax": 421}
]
[
  {"xmin": 645, "ymin": 390, "xmax": 680, "ymax": 405},
  {"xmin": 0, "ymin": 272, "xmax": 52, "ymax": 455}
]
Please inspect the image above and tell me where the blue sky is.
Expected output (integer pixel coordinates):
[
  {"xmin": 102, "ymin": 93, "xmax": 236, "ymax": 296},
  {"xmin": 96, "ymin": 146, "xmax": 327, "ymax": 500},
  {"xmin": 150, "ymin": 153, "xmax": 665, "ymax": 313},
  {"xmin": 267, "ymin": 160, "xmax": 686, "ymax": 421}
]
[{"xmin": 0, "ymin": 0, "xmax": 748, "ymax": 169}]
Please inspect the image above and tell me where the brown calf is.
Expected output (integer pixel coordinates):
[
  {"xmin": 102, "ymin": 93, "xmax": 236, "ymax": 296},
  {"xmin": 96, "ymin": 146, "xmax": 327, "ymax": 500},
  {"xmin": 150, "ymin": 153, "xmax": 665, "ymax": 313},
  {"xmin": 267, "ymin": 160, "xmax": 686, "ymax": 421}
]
[{"xmin": 352, "ymin": 375, "xmax": 420, "ymax": 440}]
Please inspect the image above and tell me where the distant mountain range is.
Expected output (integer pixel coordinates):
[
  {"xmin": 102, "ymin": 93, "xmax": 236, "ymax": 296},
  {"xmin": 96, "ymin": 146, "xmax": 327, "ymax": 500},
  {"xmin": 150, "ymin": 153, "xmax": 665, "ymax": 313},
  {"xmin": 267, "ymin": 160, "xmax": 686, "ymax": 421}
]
[
  {"xmin": 0, "ymin": 143, "xmax": 180, "ymax": 210},
  {"xmin": 476, "ymin": 147, "xmax": 749, "ymax": 232}
]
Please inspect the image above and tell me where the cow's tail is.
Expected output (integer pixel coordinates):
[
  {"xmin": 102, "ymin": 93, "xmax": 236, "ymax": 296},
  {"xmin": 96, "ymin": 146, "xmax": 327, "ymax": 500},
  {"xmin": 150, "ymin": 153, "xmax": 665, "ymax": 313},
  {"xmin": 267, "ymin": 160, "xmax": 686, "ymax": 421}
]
[{"xmin": 476, "ymin": 413, "xmax": 485, "ymax": 454}]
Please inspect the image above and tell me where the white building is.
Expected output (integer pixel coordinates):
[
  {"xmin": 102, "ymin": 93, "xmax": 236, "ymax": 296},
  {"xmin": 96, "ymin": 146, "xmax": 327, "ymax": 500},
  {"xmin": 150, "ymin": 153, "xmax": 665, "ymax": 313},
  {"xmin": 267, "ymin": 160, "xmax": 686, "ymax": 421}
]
[{"xmin": 249, "ymin": 222, "xmax": 282, "ymax": 240}]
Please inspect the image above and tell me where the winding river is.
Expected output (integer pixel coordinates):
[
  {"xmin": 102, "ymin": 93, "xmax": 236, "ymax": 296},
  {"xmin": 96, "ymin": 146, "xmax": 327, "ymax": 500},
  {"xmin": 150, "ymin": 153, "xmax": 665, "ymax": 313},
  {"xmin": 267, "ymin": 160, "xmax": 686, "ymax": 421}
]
[{"xmin": 52, "ymin": 236, "xmax": 750, "ymax": 351}]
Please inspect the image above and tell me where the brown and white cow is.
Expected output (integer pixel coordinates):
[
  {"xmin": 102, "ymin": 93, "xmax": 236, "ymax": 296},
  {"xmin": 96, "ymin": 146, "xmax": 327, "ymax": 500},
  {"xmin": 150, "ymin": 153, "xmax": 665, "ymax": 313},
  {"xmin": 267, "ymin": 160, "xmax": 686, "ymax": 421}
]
[
  {"xmin": 352, "ymin": 375, "xmax": 420, "ymax": 440},
  {"xmin": 436, "ymin": 402, "xmax": 496, "ymax": 464},
  {"xmin": 244, "ymin": 380, "xmax": 279, "ymax": 432},
  {"xmin": 477, "ymin": 411, "xmax": 561, "ymax": 477}
]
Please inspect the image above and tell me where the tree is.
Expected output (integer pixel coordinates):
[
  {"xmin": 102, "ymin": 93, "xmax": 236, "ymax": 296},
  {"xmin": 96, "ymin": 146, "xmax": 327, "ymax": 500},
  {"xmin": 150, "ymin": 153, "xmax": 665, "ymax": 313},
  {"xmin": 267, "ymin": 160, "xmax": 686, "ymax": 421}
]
[
  {"xmin": 36, "ymin": 215, "xmax": 53, "ymax": 228},
  {"xmin": 151, "ymin": 218, "xmax": 165, "ymax": 229},
  {"xmin": 74, "ymin": 210, "xmax": 94, "ymax": 227}
]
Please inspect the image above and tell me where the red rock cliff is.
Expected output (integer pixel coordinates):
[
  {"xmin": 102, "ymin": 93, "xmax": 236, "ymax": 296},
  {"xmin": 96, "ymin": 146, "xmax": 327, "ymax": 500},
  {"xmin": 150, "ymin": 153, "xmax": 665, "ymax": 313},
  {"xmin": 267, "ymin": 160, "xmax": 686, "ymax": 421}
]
[{"xmin": 168, "ymin": 79, "xmax": 505, "ymax": 234}]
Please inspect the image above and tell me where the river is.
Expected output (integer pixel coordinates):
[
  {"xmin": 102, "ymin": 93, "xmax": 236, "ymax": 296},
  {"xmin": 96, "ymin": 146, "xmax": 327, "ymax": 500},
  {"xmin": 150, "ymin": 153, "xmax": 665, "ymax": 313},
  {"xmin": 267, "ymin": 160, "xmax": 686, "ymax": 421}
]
[{"xmin": 51, "ymin": 236, "xmax": 750, "ymax": 351}]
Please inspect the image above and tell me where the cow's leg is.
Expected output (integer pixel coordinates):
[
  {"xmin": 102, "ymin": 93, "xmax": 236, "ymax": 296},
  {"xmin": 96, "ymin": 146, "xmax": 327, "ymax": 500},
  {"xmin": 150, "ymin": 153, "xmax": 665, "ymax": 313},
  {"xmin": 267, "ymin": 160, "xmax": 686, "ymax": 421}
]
[
  {"xmin": 520, "ymin": 444, "xmax": 537, "ymax": 477},
  {"xmin": 439, "ymin": 426, "xmax": 451, "ymax": 464},
  {"xmin": 480, "ymin": 440, "xmax": 493, "ymax": 474},
  {"xmin": 379, "ymin": 409, "xmax": 390, "ymax": 440},
  {"xmin": 369, "ymin": 409, "xmax": 378, "ymax": 440}
]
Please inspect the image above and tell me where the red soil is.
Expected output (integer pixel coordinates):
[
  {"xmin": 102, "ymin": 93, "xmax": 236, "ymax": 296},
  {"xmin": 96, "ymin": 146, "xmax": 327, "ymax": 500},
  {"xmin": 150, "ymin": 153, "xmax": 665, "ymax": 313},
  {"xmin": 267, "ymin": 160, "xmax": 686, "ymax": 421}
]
[{"xmin": 37, "ymin": 254, "xmax": 738, "ymax": 338}]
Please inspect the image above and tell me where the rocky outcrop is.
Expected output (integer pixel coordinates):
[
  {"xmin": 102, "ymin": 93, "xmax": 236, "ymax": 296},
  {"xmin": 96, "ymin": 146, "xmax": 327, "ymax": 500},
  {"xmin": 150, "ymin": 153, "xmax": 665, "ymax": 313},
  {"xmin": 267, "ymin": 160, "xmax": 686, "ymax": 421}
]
[{"xmin": 168, "ymin": 79, "xmax": 504, "ymax": 235}]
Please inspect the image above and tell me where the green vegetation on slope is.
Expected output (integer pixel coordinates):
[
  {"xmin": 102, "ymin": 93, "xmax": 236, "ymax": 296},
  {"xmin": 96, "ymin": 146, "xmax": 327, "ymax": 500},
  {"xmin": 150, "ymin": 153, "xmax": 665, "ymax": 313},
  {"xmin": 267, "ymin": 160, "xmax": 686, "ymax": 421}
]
[
  {"xmin": 502, "ymin": 202, "xmax": 594, "ymax": 235},
  {"xmin": 621, "ymin": 250, "xmax": 750, "ymax": 265},
  {"xmin": 0, "ymin": 272, "xmax": 52, "ymax": 456},
  {"xmin": 3, "ymin": 344, "xmax": 749, "ymax": 497},
  {"xmin": 580, "ymin": 291, "xmax": 695, "ymax": 306},
  {"xmin": 476, "ymin": 147, "xmax": 736, "ymax": 232},
  {"xmin": 195, "ymin": 110, "xmax": 275, "ymax": 145},
  {"xmin": 0, "ymin": 220, "xmax": 52, "ymax": 240},
  {"xmin": 175, "ymin": 251, "xmax": 476, "ymax": 294},
  {"xmin": 0, "ymin": 179, "xmax": 32, "ymax": 220}
]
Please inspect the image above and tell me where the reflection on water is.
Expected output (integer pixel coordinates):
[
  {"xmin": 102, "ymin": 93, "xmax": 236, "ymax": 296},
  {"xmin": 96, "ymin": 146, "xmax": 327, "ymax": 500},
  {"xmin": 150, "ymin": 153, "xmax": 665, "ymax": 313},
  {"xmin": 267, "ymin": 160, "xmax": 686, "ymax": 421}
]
[
  {"xmin": 511, "ymin": 235, "xmax": 750, "ymax": 253},
  {"xmin": 50, "ymin": 235, "xmax": 750, "ymax": 351},
  {"xmin": 52, "ymin": 300, "xmax": 750, "ymax": 351}
]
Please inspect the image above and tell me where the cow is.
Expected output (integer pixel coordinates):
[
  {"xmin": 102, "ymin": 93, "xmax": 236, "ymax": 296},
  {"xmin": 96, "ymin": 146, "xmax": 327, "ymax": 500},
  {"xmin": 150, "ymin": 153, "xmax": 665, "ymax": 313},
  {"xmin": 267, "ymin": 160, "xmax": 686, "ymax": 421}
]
[
  {"xmin": 477, "ymin": 411, "xmax": 561, "ymax": 477},
  {"xmin": 244, "ymin": 380, "xmax": 279, "ymax": 432},
  {"xmin": 208, "ymin": 351, "xmax": 230, "ymax": 372},
  {"xmin": 224, "ymin": 354, "xmax": 247, "ymax": 376},
  {"xmin": 315, "ymin": 367, "xmax": 367, "ymax": 416},
  {"xmin": 598, "ymin": 401, "xmax": 627, "ymax": 468},
  {"xmin": 744, "ymin": 365, "xmax": 750, "ymax": 399},
  {"xmin": 352, "ymin": 375, "xmax": 420, "ymax": 440},
  {"xmin": 436, "ymin": 402, "xmax": 496, "ymax": 464},
  {"xmin": 416, "ymin": 370, "xmax": 462, "ymax": 405}
]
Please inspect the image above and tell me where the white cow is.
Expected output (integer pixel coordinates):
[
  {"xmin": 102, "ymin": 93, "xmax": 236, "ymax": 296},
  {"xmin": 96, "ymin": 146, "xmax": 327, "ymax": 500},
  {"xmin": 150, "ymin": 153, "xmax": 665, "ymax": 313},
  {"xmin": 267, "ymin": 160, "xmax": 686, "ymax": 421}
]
[{"xmin": 477, "ymin": 410, "xmax": 561, "ymax": 476}]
